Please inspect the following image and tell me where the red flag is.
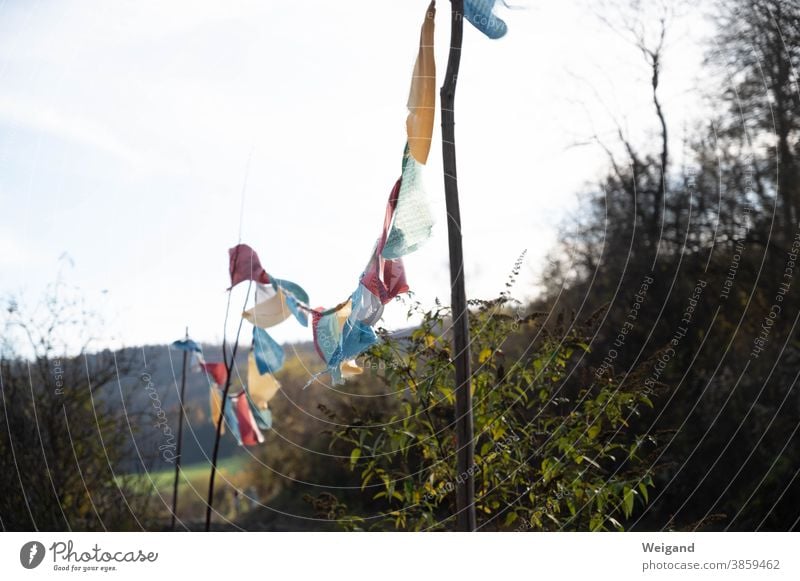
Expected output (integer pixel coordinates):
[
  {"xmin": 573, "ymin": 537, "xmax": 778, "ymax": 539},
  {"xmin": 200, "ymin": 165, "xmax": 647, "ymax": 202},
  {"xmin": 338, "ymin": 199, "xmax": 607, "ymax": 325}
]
[
  {"xmin": 200, "ymin": 362, "xmax": 228, "ymax": 386},
  {"xmin": 234, "ymin": 394, "xmax": 264, "ymax": 446},
  {"xmin": 360, "ymin": 179, "xmax": 409, "ymax": 303},
  {"xmin": 229, "ymin": 244, "xmax": 270, "ymax": 289}
]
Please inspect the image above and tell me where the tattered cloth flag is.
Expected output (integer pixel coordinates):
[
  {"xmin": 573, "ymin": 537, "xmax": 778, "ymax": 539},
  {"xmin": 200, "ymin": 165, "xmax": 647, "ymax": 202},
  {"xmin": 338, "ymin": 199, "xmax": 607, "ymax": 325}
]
[
  {"xmin": 229, "ymin": 243, "xmax": 270, "ymax": 289},
  {"xmin": 210, "ymin": 387, "xmax": 225, "ymax": 435},
  {"xmin": 384, "ymin": 1, "xmax": 437, "ymax": 259},
  {"xmin": 209, "ymin": 384, "xmax": 241, "ymax": 444},
  {"xmin": 272, "ymin": 278, "xmax": 310, "ymax": 327},
  {"xmin": 246, "ymin": 352, "xmax": 279, "ymax": 430},
  {"xmin": 200, "ymin": 362, "xmax": 228, "ymax": 387},
  {"xmin": 341, "ymin": 359, "xmax": 364, "ymax": 377},
  {"xmin": 243, "ymin": 277, "xmax": 311, "ymax": 329},
  {"xmin": 383, "ymin": 145, "xmax": 434, "ymax": 259},
  {"xmin": 172, "ymin": 337, "xmax": 206, "ymax": 368},
  {"xmin": 171, "ymin": 339, "xmax": 202, "ymax": 353},
  {"xmin": 406, "ymin": 0, "xmax": 436, "ymax": 165},
  {"xmin": 223, "ymin": 393, "xmax": 242, "ymax": 445},
  {"xmin": 233, "ymin": 393, "xmax": 264, "ymax": 446},
  {"xmin": 311, "ymin": 299, "xmax": 379, "ymax": 384},
  {"xmin": 362, "ymin": 180, "xmax": 410, "ymax": 304},
  {"xmin": 252, "ymin": 327, "xmax": 285, "ymax": 374},
  {"xmin": 243, "ymin": 283, "xmax": 292, "ymax": 328},
  {"xmin": 349, "ymin": 282, "xmax": 384, "ymax": 326},
  {"xmin": 464, "ymin": 0, "xmax": 508, "ymax": 39}
]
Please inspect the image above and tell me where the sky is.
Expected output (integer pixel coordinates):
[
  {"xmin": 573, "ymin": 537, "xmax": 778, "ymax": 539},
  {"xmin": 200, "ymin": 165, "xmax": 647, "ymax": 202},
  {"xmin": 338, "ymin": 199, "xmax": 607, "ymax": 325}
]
[{"xmin": 0, "ymin": 0, "xmax": 710, "ymax": 353}]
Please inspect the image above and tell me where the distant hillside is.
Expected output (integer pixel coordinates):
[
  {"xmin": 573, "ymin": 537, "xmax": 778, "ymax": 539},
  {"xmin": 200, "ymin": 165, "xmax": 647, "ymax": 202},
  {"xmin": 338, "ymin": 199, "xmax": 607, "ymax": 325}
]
[{"xmin": 96, "ymin": 341, "xmax": 323, "ymax": 473}]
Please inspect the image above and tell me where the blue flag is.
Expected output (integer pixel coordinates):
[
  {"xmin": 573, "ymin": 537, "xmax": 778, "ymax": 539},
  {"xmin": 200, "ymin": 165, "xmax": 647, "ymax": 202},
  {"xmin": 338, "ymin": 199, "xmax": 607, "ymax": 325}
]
[{"xmin": 253, "ymin": 327, "xmax": 285, "ymax": 375}]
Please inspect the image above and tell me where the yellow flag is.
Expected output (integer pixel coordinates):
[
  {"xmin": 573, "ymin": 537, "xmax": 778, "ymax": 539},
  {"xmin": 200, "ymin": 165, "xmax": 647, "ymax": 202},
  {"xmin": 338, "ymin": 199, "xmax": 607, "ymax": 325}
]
[
  {"xmin": 209, "ymin": 386, "xmax": 225, "ymax": 435},
  {"xmin": 341, "ymin": 359, "xmax": 364, "ymax": 377},
  {"xmin": 336, "ymin": 300, "xmax": 353, "ymax": 330},
  {"xmin": 406, "ymin": 1, "xmax": 436, "ymax": 164},
  {"xmin": 247, "ymin": 352, "xmax": 281, "ymax": 408}
]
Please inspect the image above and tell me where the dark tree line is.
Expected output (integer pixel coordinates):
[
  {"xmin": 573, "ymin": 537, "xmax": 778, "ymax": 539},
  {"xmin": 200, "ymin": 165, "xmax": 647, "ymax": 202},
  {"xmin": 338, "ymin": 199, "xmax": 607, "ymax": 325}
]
[
  {"xmin": 544, "ymin": 0, "xmax": 800, "ymax": 530},
  {"xmin": 0, "ymin": 283, "xmax": 156, "ymax": 531}
]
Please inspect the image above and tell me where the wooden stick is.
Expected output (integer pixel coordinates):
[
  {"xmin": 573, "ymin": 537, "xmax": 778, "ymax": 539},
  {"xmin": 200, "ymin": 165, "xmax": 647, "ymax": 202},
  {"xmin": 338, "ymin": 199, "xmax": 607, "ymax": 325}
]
[
  {"xmin": 205, "ymin": 281, "xmax": 252, "ymax": 531},
  {"xmin": 441, "ymin": 0, "xmax": 476, "ymax": 531},
  {"xmin": 170, "ymin": 326, "xmax": 189, "ymax": 531}
]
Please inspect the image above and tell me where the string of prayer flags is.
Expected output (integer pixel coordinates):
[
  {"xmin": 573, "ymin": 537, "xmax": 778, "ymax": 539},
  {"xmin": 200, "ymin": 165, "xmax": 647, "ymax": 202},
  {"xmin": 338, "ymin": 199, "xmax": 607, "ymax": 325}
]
[
  {"xmin": 464, "ymin": 0, "xmax": 508, "ymax": 39},
  {"xmin": 229, "ymin": 243, "xmax": 270, "ymax": 288},
  {"xmin": 207, "ymin": 1, "xmax": 506, "ymax": 395},
  {"xmin": 252, "ymin": 327, "xmax": 285, "ymax": 374},
  {"xmin": 406, "ymin": 0, "xmax": 436, "ymax": 164}
]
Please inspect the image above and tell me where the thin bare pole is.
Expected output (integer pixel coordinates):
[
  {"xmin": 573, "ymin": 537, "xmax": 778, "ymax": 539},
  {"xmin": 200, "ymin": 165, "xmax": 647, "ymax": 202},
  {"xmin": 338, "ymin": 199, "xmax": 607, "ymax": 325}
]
[
  {"xmin": 170, "ymin": 326, "xmax": 189, "ymax": 530},
  {"xmin": 441, "ymin": 0, "xmax": 476, "ymax": 531},
  {"xmin": 204, "ymin": 282, "xmax": 251, "ymax": 531}
]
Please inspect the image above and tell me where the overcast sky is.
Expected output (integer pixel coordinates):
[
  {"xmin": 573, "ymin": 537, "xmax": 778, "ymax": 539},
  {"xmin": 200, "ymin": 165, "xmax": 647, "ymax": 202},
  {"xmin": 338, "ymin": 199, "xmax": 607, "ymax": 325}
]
[{"xmin": 0, "ymin": 0, "xmax": 710, "ymax": 352}]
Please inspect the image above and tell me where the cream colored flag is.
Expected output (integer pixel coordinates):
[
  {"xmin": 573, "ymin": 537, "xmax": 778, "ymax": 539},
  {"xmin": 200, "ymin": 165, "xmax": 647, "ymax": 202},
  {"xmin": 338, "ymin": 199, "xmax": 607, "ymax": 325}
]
[
  {"xmin": 243, "ymin": 284, "xmax": 291, "ymax": 328},
  {"xmin": 406, "ymin": 1, "xmax": 436, "ymax": 164},
  {"xmin": 247, "ymin": 352, "xmax": 281, "ymax": 407}
]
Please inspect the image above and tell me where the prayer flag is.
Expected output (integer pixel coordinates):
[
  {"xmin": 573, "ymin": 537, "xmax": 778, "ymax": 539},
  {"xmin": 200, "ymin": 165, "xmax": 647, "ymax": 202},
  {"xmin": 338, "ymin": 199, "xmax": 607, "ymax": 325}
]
[
  {"xmin": 407, "ymin": 1, "xmax": 436, "ymax": 164},
  {"xmin": 247, "ymin": 352, "xmax": 281, "ymax": 406},
  {"xmin": 229, "ymin": 244, "xmax": 270, "ymax": 288},
  {"xmin": 252, "ymin": 327, "xmax": 285, "ymax": 374},
  {"xmin": 171, "ymin": 339, "xmax": 202, "ymax": 352},
  {"xmin": 383, "ymin": 146, "xmax": 434, "ymax": 259},
  {"xmin": 242, "ymin": 283, "xmax": 292, "ymax": 328},
  {"xmin": 200, "ymin": 362, "xmax": 228, "ymax": 387},
  {"xmin": 464, "ymin": 0, "xmax": 508, "ymax": 39},
  {"xmin": 210, "ymin": 387, "xmax": 225, "ymax": 435},
  {"xmin": 234, "ymin": 394, "xmax": 264, "ymax": 446}
]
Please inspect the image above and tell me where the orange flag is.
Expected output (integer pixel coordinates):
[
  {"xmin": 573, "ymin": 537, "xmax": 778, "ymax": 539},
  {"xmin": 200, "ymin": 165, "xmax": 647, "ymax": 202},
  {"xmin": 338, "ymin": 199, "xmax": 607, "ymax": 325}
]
[
  {"xmin": 209, "ymin": 387, "xmax": 225, "ymax": 435},
  {"xmin": 406, "ymin": 1, "xmax": 436, "ymax": 164}
]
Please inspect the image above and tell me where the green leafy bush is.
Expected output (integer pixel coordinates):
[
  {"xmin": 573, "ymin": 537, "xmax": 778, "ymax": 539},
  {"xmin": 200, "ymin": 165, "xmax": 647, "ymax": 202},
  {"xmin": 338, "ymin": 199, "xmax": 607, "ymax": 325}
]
[{"xmin": 331, "ymin": 294, "xmax": 658, "ymax": 531}]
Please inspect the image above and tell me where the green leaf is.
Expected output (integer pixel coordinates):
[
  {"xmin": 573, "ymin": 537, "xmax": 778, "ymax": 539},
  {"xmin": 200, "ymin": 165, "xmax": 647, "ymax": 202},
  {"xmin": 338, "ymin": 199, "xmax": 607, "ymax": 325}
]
[
  {"xmin": 350, "ymin": 448, "xmax": 362, "ymax": 469},
  {"xmin": 504, "ymin": 512, "xmax": 519, "ymax": 527},
  {"xmin": 638, "ymin": 481, "xmax": 649, "ymax": 503},
  {"xmin": 623, "ymin": 486, "xmax": 635, "ymax": 517}
]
